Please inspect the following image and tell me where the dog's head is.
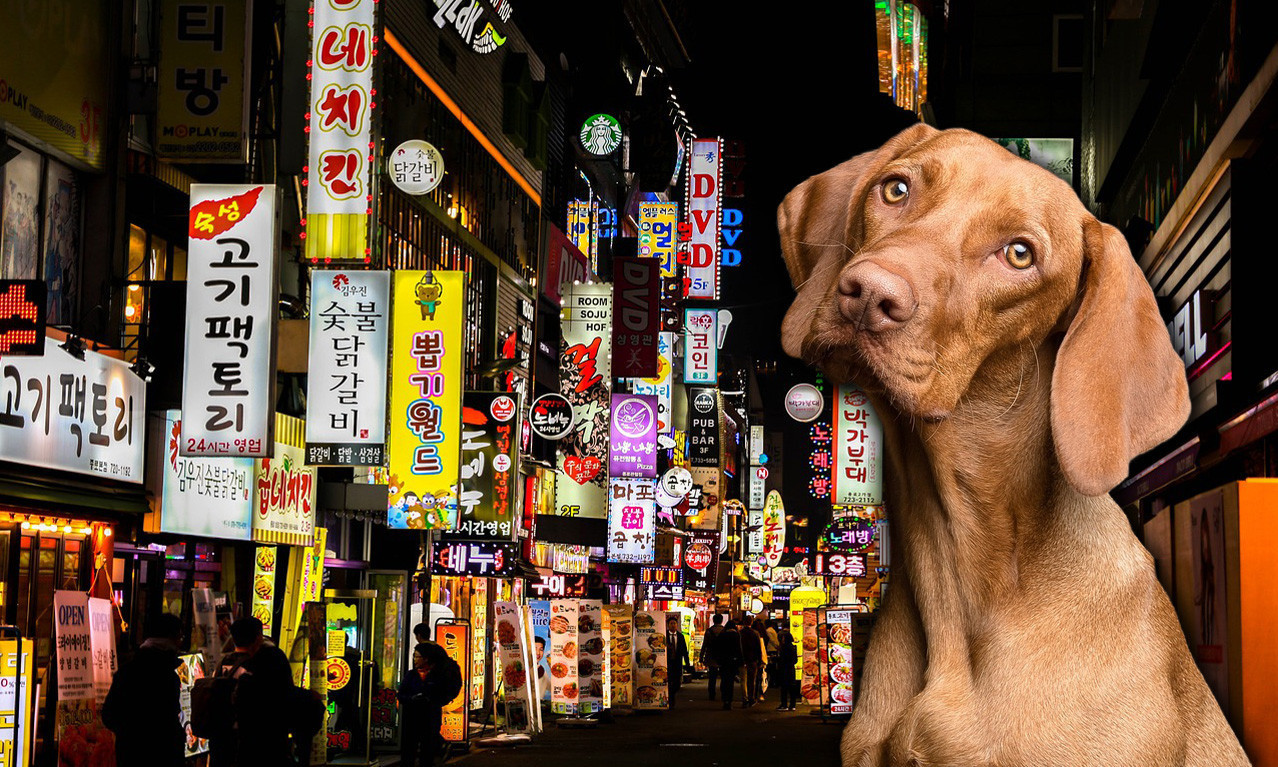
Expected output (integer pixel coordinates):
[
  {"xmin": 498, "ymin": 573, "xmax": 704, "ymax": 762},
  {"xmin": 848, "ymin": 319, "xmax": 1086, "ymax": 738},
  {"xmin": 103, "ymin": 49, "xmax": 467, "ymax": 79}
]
[{"xmin": 778, "ymin": 124, "xmax": 1189, "ymax": 496}]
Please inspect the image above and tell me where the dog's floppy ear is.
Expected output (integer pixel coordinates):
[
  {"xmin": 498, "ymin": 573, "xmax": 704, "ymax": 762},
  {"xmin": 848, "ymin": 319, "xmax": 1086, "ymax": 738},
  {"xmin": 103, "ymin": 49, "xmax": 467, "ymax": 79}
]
[
  {"xmin": 777, "ymin": 123, "xmax": 937, "ymax": 358},
  {"xmin": 1051, "ymin": 220, "xmax": 1190, "ymax": 496}
]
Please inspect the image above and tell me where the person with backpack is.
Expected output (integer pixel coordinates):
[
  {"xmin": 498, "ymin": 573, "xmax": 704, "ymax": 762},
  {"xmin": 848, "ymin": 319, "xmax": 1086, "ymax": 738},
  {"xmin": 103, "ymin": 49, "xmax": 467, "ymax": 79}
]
[
  {"xmin": 699, "ymin": 613, "xmax": 726, "ymax": 701},
  {"xmin": 398, "ymin": 641, "xmax": 463, "ymax": 767},
  {"xmin": 200, "ymin": 617, "xmax": 296, "ymax": 767},
  {"xmin": 713, "ymin": 619, "xmax": 743, "ymax": 710},
  {"xmin": 101, "ymin": 613, "xmax": 185, "ymax": 767},
  {"xmin": 775, "ymin": 628, "xmax": 799, "ymax": 711}
]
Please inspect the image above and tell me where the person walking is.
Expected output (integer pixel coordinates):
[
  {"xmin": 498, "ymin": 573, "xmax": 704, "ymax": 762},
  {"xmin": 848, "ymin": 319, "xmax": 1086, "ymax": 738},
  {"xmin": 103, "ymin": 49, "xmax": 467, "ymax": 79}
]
[
  {"xmin": 665, "ymin": 615, "xmax": 691, "ymax": 708},
  {"xmin": 738, "ymin": 619, "xmax": 763, "ymax": 707},
  {"xmin": 764, "ymin": 619, "xmax": 781, "ymax": 701},
  {"xmin": 220, "ymin": 617, "xmax": 297, "ymax": 767},
  {"xmin": 699, "ymin": 613, "xmax": 726, "ymax": 700},
  {"xmin": 713, "ymin": 619, "xmax": 743, "ymax": 710},
  {"xmin": 776, "ymin": 628, "xmax": 799, "ymax": 710},
  {"xmin": 752, "ymin": 619, "xmax": 769, "ymax": 702},
  {"xmin": 399, "ymin": 641, "xmax": 464, "ymax": 767},
  {"xmin": 101, "ymin": 613, "xmax": 185, "ymax": 767}
]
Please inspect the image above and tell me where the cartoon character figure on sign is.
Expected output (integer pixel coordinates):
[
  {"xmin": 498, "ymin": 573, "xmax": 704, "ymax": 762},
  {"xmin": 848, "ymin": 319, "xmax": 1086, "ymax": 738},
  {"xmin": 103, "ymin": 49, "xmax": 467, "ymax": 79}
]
[{"xmin": 415, "ymin": 271, "xmax": 444, "ymax": 320}]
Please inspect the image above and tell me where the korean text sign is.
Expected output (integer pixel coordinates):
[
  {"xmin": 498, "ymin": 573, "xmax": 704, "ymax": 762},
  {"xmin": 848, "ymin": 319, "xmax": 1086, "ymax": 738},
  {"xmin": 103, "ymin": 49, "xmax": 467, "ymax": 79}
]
[
  {"xmin": 611, "ymin": 257, "xmax": 659, "ymax": 378},
  {"xmin": 182, "ymin": 183, "xmax": 279, "ymax": 457},
  {"xmin": 0, "ymin": 341, "xmax": 146, "ymax": 482},
  {"xmin": 686, "ymin": 387, "xmax": 720, "ymax": 468},
  {"xmin": 157, "ymin": 0, "xmax": 249, "ymax": 161},
  {"xmin": 305, "ymin": 0, "xmax": 376, "ymax": 261},
  {"xmin": 158, "ymin": 410, "xmax": 254, "ymax": 539},
  {"xmin": 609, "ymin": 394, "xmax": 658, "ymax": 478},
  {"xmin": 834, "ymin": 383, "xmax": 884, "ymax": 506},
  {"xmin": 632, "ymin": 332, "xmax": 674, "ymax": 435},
  {"xmin": 681, "ymin": 530, "xmax": 720, "ymax": 592},
  {"xmin": 388, "ymin": 270, "xmax": 464, "ymax": 530},
  {"xmin": 606, "ymin": 479, "xmax": 656, "ymax": 564},
  {"xmin": 556, "ymin": 284, "xmax": 612, "ymax": 519},
  {"xmin": 638, "ymin": 202, "xmax": 679, "ymax": 278},
  {"xmin": 254, "ymin": 437, "xmax": 317, "ymax": 547},
  {"xmin": 682, "ymin": 308, "xmax": 717, "ymax": 384},
  {"xmin": 436, "ymin": 622, "xmax": 469, "ymax": 742},
  {"xmin": 306, "ymin": 270, "xmax": 389, "ymax": 465},
  {"xmin": 452, "ymin": 392, "xmax": 520, "ymax": 539},
  {"xmin": 685, "ymin": 138, "xmax": 722, "ymax": 299}
]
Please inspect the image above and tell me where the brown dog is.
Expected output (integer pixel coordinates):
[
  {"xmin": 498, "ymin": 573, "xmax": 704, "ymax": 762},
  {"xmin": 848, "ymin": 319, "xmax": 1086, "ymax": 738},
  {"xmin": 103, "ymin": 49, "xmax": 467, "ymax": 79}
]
[{"xmin": 778, "ymin": 124, "xmax": 1249, "ymax": 767}]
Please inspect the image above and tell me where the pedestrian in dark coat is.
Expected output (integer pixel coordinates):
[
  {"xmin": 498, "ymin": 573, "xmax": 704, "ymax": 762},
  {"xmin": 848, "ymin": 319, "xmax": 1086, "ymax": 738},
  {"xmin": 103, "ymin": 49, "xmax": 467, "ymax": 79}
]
[
  {"xmin": 699, "ymin": 613, "xmax": 726, "ymax": 700},
  {"xmin": 665, "ymin": 615, "xmax": 691, "ymax": 708},
  {"xmin": 713, "ymin": 621, "xmax": 744, "ymax": 709},
  {"xmin": 220, "ymin": 617, "xmax": 297, "ymax": 767},
  {"xmin": 776, "ymin": 629, "xmax": 799, "ymax": 710},
  {"xmin": 738, "ymin": 619, "xmax": 764, "ymax": 707},
  {"xmin": 398, "ymin": 641, "xmax": 463, "ymax": 767},
  {"xmin": 101, "ymin": 613, "xmax": 185, "ymax": 767}
]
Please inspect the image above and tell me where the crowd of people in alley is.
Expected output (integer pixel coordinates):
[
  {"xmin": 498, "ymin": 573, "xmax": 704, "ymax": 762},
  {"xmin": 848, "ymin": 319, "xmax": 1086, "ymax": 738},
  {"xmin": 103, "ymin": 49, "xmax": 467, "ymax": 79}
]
[{"xmin": 695, "ymin": 614, "xmax": 800, "ymax": 711}]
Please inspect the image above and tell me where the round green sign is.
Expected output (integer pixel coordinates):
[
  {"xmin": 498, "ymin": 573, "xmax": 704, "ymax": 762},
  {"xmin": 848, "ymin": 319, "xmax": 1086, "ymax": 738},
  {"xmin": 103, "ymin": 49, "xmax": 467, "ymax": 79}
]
[{"xmin": 580, "ymin": 113, "xmax": 622, "ymax": 155}]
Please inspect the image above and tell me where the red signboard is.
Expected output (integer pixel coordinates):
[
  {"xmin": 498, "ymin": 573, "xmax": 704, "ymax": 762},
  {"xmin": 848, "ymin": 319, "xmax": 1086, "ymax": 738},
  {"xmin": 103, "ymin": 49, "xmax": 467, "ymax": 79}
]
[
  {"xmin": 542, "ymin": 222, "xmax": 590, "ymax": 304},
  {"xmin": 611, "ymin": 257, "xmax": 660, "ymax": 378}
]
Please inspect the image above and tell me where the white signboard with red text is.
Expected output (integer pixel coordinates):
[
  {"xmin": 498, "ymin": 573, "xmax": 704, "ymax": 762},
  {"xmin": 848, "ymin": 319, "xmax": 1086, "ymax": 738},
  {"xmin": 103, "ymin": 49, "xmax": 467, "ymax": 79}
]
[
  {"xmin": 685, "ymin": 138, "xmax": 722, "ymax": 299},
  {"xmin": 682, "ymin": 309, "xmax": 717, "ymax": 384},
  {"xmin": 182, "ymin": 184, "xmax": 279, "ymax": 457},
  {"xmin": 834, "ymin": 384, "xmax": 883, "ymax": 506}
]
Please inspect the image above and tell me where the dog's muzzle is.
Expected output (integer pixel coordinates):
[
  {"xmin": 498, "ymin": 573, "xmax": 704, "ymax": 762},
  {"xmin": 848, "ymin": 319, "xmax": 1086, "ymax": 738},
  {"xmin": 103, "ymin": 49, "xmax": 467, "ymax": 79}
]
[{"xmin": 837, "ymin": 261, "xmax": 917, "ymax": 333}]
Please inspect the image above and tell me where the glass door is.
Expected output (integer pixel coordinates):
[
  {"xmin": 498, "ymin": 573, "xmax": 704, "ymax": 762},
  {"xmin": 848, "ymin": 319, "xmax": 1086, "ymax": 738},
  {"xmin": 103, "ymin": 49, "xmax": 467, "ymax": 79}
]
[
  {"xmin": 367, "ymin": 571, "xmax": 407, "ymax": 753},
  {"xmin": 323, "ymin": 588, "xmax": 378, "ymax": 766}
]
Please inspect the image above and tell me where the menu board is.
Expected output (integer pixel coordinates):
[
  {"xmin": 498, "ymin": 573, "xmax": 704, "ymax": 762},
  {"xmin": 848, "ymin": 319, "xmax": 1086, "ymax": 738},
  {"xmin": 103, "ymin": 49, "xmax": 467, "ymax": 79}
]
[
  {"xmin": 823, "ymin": 608, "xmax": 856, "ymax": 715},
  {"xmin": 788, "ymin": 586, "xmax": 826, "ymax": 684},
  {"xmin": 494, "ymin": 602, "xmax": 534, "ymax": 734},
  {"xmin": 528, "ymin": 600, "xmax": 552, "ymax": 702},
  {"xmin": 800, "ymin": 609, "xmax": 820, "ymax": 706},
  {"xmin": 548, "ymin": 600, "xmax": 580, "ymax": 714},
  {"xmin": 436, "ymin": 622, "xmax": 470, "ymax": 742},
  {"xmin": 603, "ymin": 605, "xmax": 634, "ymax": 708},
  {"xmin": 470, "ymin": 579, "xmax": 488, "ymax": 710},
  {"xmin": 178, "ymin": 654, "xmax": 211, "ymax": 756},
  {"xmin": 577, "ymin": 600, "xmax": 607, "ymax": 714},
  {"xmin": 251, "ymin": 545, "xmax": 278, "ymax": 636},
  {"xmin": 632, "ymin": 610, "xmax": 669, "ymax": 709}
]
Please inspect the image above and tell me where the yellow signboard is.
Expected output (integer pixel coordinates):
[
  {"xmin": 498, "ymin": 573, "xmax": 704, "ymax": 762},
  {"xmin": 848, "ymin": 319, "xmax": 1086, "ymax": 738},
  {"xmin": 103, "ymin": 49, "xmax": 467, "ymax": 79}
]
[
  {"xmin": 0, "ymin": 638, "xmax": 35, "ymax": 767},
  {"xmin": 0, "ymin": 1, "xmax": 109, "ymax": 169},
  {"xmin": 155, "ymin": 0, "xmax": 249, "ymax": 160},
  {"xmin": 388, "ymin": 270, "xmax": 465, "ymax": 529}
]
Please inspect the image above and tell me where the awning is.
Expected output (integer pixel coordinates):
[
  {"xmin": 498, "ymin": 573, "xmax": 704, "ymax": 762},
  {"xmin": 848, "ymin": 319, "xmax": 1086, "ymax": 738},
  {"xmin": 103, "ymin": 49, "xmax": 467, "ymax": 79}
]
[
  {"xmin": 0, "ymin": 469, "xmax": 150, "ymax": 515},
  {"xmin": 1112, "ymin": 437, "xmax": 1201, "ymax": 506},
  {"xmin": 1218, "ymin": 390, "xmax": 1278, "ymax": 455}
]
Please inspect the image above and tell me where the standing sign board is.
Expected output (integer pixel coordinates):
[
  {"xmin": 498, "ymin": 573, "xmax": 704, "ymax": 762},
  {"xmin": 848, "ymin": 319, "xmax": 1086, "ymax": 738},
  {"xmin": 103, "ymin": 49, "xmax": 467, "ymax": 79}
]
[
  {"xmin": 685, "ymin": 138, "xmax": 722, "ymax": 299},
  {"xmin": 494, "ymin": 602, "xmax": 535, "ymax": 734},
  {"xmin": 682, "ymin": 309, "xmax": 718, "ymax": 384},
  {"xmin": 305, "ymin": 270, "xmax": 390, "ymax": 466},
  {"xmin": 834, "ymin": 384, "xmax": 883, "ymax": 506},
  {"xmin": 53, "ymin": 592, "xmax": 117, "ymax": 762},
  {"xmin": 577, "ymin": 601, "xmax": 607, "ymax": 714},
  {"xmin": 182, "ymin": 183, "xmax": 279, "ymax": 457},
  {"xmin": 304, "ymin": 0, "xmax": 376, "ymax": 262},
  {"xmin": 603, "ymin": 604, "xmax": 634, "ymax": 708},
  {"xmin": 632, "ymin": 611, "xmax": 669, "ymax": 709},
  {"xmin": 0, "ymin": 341, "xmax": 146, "ymax": 482},
  {"xmin": 436, "ymin": 622, "xmax": 470, "ymax": 743},
  {"xmin": 450, "ymin": 392, "xmax": 520, "ymax": 539},
  {"xmin": 388, "ymin": 271, "xmax": 465, "ymax": 530},
  {"xmin": 789, "ymin": 586, "xmax": 827, "ymax": 686},
  {"xmin": 548, "ymin": 600, "xmax": 580, "ymax": 714},
  {"xmin": 528, "ymin": 601, "xmax": 552, "ymax": 703},
  {"xmin": 0, "ymin": 639, "xmax": 35, "ymax": 767},
  {"xmin": 819, "ymin": 607, "xmax": 856, "ymax": 716}
]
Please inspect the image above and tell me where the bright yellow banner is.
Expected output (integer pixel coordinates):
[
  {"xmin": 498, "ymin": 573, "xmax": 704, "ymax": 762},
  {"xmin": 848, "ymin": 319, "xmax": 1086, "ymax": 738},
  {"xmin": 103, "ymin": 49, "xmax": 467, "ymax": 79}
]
[{"xmin": 388, "ymin": 270, "xmax": 464, "ymax": 529}]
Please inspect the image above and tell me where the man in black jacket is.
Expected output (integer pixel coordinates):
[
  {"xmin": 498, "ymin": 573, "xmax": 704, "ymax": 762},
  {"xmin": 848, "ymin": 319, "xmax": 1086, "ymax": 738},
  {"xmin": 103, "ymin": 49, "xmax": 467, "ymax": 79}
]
[
  {"xmin": 102, "ymin": 613, "xmax": 185, "ymax": 767},
  {"xmin": 220, "ymin": 617, "xmax": 297, "ymax": 767},
  {"xmin": 739, "ymin": 619, "xmax": 764, "ymax": 707},
  {"xmin": 713, "ymin": 620, "xmax": 743, "ymax": 710}
]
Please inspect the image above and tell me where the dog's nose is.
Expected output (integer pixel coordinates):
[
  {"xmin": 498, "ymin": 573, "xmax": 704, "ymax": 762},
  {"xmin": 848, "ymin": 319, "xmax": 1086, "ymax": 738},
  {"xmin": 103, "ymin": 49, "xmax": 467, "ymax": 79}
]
[{"xmin": 838, "ymin": 262, "xmax": 917, "ymax": 331}]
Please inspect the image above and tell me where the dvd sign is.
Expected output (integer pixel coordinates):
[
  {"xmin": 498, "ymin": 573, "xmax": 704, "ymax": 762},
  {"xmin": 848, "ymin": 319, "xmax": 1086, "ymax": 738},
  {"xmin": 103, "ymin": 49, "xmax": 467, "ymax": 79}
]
[{"xmin": 529, "ymin": 394, "xmax": 573, "ymax": 440}]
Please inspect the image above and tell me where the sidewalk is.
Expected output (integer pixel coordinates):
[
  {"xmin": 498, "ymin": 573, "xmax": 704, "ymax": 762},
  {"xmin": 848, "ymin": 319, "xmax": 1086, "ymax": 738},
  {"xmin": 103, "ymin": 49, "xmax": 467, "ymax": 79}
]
[{"xmin": 446, "ymin": 679, "xmax": 845, "ymax": 767}]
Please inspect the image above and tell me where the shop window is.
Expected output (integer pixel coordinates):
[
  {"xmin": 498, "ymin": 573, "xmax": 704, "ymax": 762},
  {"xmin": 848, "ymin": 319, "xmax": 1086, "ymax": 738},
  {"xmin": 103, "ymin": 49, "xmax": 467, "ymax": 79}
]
[
  {"xmin": 12, "ymin": 528, "xmax": 90, "ymax": 664},
  {"xmin": 122, "ymin": 222, "xmax": 188, "ymax": 359}
]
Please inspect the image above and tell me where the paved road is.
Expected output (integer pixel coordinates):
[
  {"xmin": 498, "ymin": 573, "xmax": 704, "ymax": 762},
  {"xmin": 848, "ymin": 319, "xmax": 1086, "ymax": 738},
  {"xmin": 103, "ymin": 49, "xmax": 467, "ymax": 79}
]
[{"xmin": 450, "ymin": 679, "xmax": 846, "ymax": 767}]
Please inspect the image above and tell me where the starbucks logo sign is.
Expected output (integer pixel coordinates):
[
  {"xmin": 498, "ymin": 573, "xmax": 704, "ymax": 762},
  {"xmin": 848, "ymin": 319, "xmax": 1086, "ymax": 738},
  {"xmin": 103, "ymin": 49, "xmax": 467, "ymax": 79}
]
[{"xmin": 580, "ymin": 113, "xmax": 622, "ymax": 155}]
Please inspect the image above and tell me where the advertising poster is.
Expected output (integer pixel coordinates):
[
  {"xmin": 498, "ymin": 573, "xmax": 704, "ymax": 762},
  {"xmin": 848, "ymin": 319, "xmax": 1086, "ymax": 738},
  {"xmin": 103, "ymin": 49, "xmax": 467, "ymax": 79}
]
[
  {"xmin": 789, "ymin": 586, "xmax": 826, "ymax": 684},
  {"xmin": 850, "ymin": 614, "xmax": 876, "ymax": 703},
  {"xmin": 178, "ymin": 654, "xmax": 211, "ymax": 757},
  {"xmin": 632, "ymin": 332, "xmax": 674, "ymax": 436},
  {"xmin": 0, "ymin": 342, "xmax": 146, "ymax": 482},
  {"xmin": 156, "ymin": 0, "xmax": 249, "ymax": 160},
  {"xmin": 638, "ymin": 201, "xmax": 679, "ymax": 278},
  {"xmin": 681, "ymin": 530, "xmax": 720, "ymax": 592},
  {"xmin": 548, "ymin": 600, "xmax": 580, "ymax": 714},
  {"xmin": 154, "ymin": 410, "xmax": 254, "ymax": 539},
  {"xmin": 181, "ymin": 184, "xmax": 278, "ymax": 457},
  {"xmin": 53, "ymin": 591, "xmax": 95, "ymax": 702},
  {"xmin": 801, "ymin": 609, "xmax": 820, "ymax": 706},
  {"xmin": 451, "ymin": 392, "xmax": 520, "ymax": 539},
  {"xmin": 824, "ymin": 608, "xmax": 856, "ymax": 716},
  {"xmin": 494, "ymin": 602, "xmax": 534, "ymax": 734},
  {"xmin": 687, "ymin": 466, "xmax": 722, "ymax": 532},
  {"xmin": 192, "ymin": 588, "xmax": 223, "ymax": 668},
  {"xmin": 834, "ymin": 384, "xmax": 884, "ymax": 506},
  {"xmin": 685, "ymin": 137, "xmax": 722, "ymax": 299},
  {"xmin": 609, "ymin": 395, "xmax": 658, "ymax": 478},
  {"xmin": 388, "ymin": 270, "xmax": 465, "ymax": 530},
  {"xmin": 436, "ymin": 622, "xmax": 470, "ymax": 743},
  {"xmin": 0, "ymin": 639, "xmax": 35, "ymax": 767},
  {"xmin": 687, "ymin": 388, "xmax": 720, "ymax": 467},
  {"xmin": 469, "ymin": 580, "xmax": 488, "ymax": 711},
  {"xmin": 251, "ymin": 545, "xmax": 278, "ymax": 635},
  {"xmin": 556, "ymin": 284, "xmax": 612, "ymax": 519},
  {"xmin": 611, "ymin": 257, "xmax": 660, "ymax": 378},
  {"xmin": 253, "ymin": 423, "xmax": 317, "ymax": 547},
  {"xmin": 603, "ymin": 605, "xmax": 634, "ymax": 708},
  {"xmin": 528, "ymin": 601, "xmax": 552, "ymax": 703},
  {"xmin": 305, "ymin": 270, "xmax": 390, "ymax": 465},
  {"xmin": 53, "ymin": 592, "xmax": 117, "ymax": 766},
  {"xmin": 1189, "ymin": 489, "xmax": 1228, "ymax": 707},
  {"xmin": 682, "ymin": 309, "xmax": 718, "ymax": 384},
  {"xmin": 632, "ymin": 611, "xmax": 669, "ymax": 709},
  {"xmin": 606, "ymin": 479, "xmax": 657, "ymax": 564},
  {"xmin": 577, "ymin": 601, "xmax": 607, "ymax": 714},
  {"xmin": 304, "ymin": 0, "xmax": 376, "ymax": 262}
]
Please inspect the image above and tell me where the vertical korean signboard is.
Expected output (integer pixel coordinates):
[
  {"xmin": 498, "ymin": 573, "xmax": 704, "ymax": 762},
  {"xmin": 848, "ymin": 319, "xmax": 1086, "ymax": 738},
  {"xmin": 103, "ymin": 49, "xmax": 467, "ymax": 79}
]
[
  {"xmin": 606, "ymin": 479, "xmax": 656, "ymax": 564},
  {"xmin": 638, "ymin": 202, "xmax": 680, "ymax": 278},
  {"xmin": 156, "ymin": 0, "xmax": 250, "ymax": 161},
  {"xmin": 388, "ymin": 271, "xmax": 464, "ymax": 530},
  {"xmin": 305, "ymin": 0, "xmax": 376, "ymax": 262},
  {"xmin": 681, "ymin": 530, "xmax": 720, "ymax": 592},
  {"xmin": 762, "ymin": 490, "xmax": 786, "ymax": 569},
  {"xmin": 254, "ymin": 414, "xmax": 317, "ymax": 547},
  {"xmin": 685, "ymin": 138, "xmax": 722, "ymax": 299},
  {"xmin": 451, "ymin": 392, "xmax": 519, "ymax": 539},
  {"xmin": 436, "ymin": 622, "xmax": 470, "ymax": 743},
  {"xmin": 182, "ymin": 184, "xmax": 279, "ymax": 457},
  {"xmin": 632, "ymin": 332, "xmax": 674, "ymax": 436},
  {"xmin": 834, "ymin": 384, "xmax": 884, "ymax": 506},
  {"xmin": 611, "ymin": 257, "xmax": 659, "ymax": 378},
  {"xmin": 609, "ymin": 394, "xmax": 658, "ymax": 478},
  {"xmin": 682, "ymin": 309, "xmax": 717, "ymax": 384},
  {"xmin": 556, "ymin": 284, "xmax": 611, "ymax": 520},
  {"xmin": 0, "ymin": 639, "xmax": 35, "ymax": 767},
  {"xmin": 305, "ymin": 270, "xmax": 389, "ymax": 465},
  {"xmin": 548, "ymin": 600, "xmax": 580, "ymax": 714}
]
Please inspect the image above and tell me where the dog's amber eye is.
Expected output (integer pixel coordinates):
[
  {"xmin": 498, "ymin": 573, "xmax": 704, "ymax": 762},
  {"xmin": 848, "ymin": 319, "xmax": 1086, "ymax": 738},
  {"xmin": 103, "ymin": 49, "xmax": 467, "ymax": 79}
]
[
  {"xmin": 1004, "ymin": 242, "xmax": 1034, "ymax": 269},
  {"xmin": 881, "ymin": 178, "xmax": 909, "ymax": 204}
]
